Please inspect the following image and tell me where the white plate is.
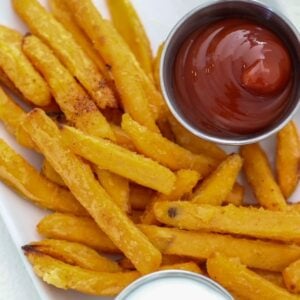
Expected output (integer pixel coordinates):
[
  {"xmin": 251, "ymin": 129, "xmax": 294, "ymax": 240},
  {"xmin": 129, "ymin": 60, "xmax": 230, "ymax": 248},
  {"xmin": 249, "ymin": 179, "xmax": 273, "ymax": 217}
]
[{"xmin": 0, "ymin": 0, "xmax": 298, "ymax": 300}]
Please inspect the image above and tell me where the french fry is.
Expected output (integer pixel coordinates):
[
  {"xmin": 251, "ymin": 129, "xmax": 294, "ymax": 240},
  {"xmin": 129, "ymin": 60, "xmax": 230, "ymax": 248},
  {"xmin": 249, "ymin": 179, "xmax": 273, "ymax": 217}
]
[
  {"xmin": 95, "ymin": 168, "xmax": 130, "ymax": 213},
  {"xmin": 24, "ymin": 251, "xmax": 139, "ymax": 296},
  {"xmin": 153, "ymin": 202, "xmax": 300, "ymax": 243},
  {"xmin": 155, "ymin": 170, "xmax": 200, "ymax": 202},
  {"xmin": 0, "ymin": 88, "xmax": 67, "ymax": 192},
  {"xmin": 283, "ymin": 259, "xmax": 300, "ymax": 293},
  {"xmin": 159, "ymin": 262, "xmax": 203, "ymax": 274},
  {"xmin": 140, "ymin": 225, "xmax": 300, "ymax": 272},
  {"xmin": 0, "ymin": 87, "xmax": 35, "ymax": 149},
  {"xmin": 49, "ymin": 0, "xmax": 113, "ymax": 81},
  {"xmin": 223, "ymin": 183, "xmax": 244, "ymax": 206},
  {"xmin": 12, "ymin": 0, "xmax": 116, "ymax": 109},
  {"xmin": 24, "ymin": 239, "xmax": 121, "ymax": 272},
  {"xmin": 22, "ymin": 35, "xmax": 115, "ymax": 141},
  {"xmin": 129, "ymin": 184, "xmax": 155, "ymax": 210},
  {"xmin": 288, "ymin": 203, "xmax": 300, "ymax": 214},
  {"xmin": 64, "ymin": 0, "xmax": 165, "ymax": 129},
  {"xmin": 191, "ymin": 154, "xmax": 243, "ymax": 205},
  {"xmin": 207, "ymin": 254, "xmax": 299, "ymax": 300},
  {"xmin": 37, "ymin": 213, "xmax": 119, "ymax": 253},
  {"xmin": 240, "ymin": 143, "xmax": 287, "ymax": 211},
  {"xmin": 119, "ymin": 255, "xmax": 189, "ymax": 270},
  {"xmin": 0, "ymin": 87, "xmax": 68, "ymax": 189},
  {"xmin": 168, "ymin": 115, "xmax": 226, "ymax": 161},
  {"xmin": 41, "ymin": 159, "xmax": 65, "ymax": 187},
  {"xmin": 122, "ymin": 114, "xmax": 217, "ymax": 175},
  {"xmin": 111, "ymin": 124, "xmax": 136, "ymax": 151},
  {"xmin": 0, "ymin": 139, "xmax": 86, "ymax": 215},
  {"xmin": 38, "ymin": 214, "xmax": 300, "ymax": 272},
  {"xmin": 107, "ymin": 0, "xmax": 153, "ymax": 81},
  {"xmin": 24, "ymin": 248, "xmax": 203, "ymax": 296},
  {"xmin": 276, "ymin": 122, "xmax": 300, "ymax": 198},
  {"xmin": 153, "ymin": 43, "xmax": 164, "ymax": 91},
  {"xmin": 61, "ymin": 125, "xmax": 176, "ymax": 194},
  {"xmin": 141, "ymin": 169, "xmax": 200, "ymax": 224},
  {"xmin": 0, "ymin": 26, "xmax": 51, "ymax": 106},
  {"xmin": 119, "ymin": 256, "xmax": 202, "ymax": 274},
  {"xmin": 254, "ymin": 270, "xmax": 284, "ymax": 288},
  {"xmin": 23, "ymin": 109, "xmax": 161, "ymax": 274},
  {"xmin": 0, "ymin": 67, "xmax": 25, "ymax": 101}
]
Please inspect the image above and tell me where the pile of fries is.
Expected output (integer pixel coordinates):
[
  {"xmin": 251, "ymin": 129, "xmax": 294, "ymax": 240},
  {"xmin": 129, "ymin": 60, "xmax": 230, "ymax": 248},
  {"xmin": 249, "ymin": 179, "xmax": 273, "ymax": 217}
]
[{"xmin": 0, "ymin": 0, "xmax": 300, "ymax": 298}]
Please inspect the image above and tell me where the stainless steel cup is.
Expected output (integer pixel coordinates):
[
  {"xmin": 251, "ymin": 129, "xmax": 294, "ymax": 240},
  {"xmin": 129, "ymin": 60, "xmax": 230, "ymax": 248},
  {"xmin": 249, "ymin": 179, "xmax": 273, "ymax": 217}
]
[{"xmin": 160, "ymin": 0, "xmax": 300, "ymax": 145}]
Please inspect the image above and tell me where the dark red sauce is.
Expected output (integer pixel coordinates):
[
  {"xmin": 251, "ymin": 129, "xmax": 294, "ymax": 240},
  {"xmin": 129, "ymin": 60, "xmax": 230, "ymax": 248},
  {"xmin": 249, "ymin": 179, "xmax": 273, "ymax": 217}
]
[{"xmin": 173, "ymin": 19, "xmax": 292, "ymax": 136}]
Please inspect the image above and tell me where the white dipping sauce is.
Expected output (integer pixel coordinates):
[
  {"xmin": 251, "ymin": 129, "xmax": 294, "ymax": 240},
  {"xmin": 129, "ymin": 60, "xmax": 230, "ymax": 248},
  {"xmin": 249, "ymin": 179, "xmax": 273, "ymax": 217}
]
[{"xmin": 122, "ymin": 276, "xmax": 230, "ymax": 300}]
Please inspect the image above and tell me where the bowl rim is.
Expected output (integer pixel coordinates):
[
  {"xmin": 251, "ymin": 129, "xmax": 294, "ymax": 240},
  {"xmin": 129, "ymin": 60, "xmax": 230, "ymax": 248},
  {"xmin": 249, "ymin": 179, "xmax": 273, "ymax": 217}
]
[
  {"xmin": 115, "ymin": 270, "xmax": 234, "ymax": 300},
  {"xmin": 160, "ymin": 0, "xmax": 300, "ymax": 145}
]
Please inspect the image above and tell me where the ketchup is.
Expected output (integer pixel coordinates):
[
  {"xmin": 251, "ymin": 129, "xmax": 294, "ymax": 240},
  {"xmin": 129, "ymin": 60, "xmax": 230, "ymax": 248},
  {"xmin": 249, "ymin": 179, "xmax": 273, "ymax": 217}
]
[{"xmin": 173, "ymin": 19, "xmax": 292, "ymax": 136}]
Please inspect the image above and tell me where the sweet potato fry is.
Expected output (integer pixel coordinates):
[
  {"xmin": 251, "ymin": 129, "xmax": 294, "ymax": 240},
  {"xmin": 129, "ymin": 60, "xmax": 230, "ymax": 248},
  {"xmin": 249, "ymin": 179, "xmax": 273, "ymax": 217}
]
[
  {"xmin": 23, "ymin": 109, "xmax": 161, "ymax": 274},
  {"xmin": 0, "ymin": 139, "xmax": 86, "ymax": 215},
  {"xmin": 0, "ymin": 67, "xmax": 25, "ymax": 101},
  {"xmin": 119, "ymin": 255, "xmax": 189, "ymax": 270},
  {"xmin": 49, "ymin": 0, "xmax": 113, "ymax": 81},
  {"xmin": 129, "ymin": 184, "xmax": 155, "ymax": 210},
  {"xmin": 24, "ymin": 251, "xmax": 139, "ymax": 296},
  {"xmin": 38, "ymin": 214, "xmax": 300, "ymax": 272},
  {"xmin": 141, "ymin": 169, "xmax": 200, "ymax": 224},
  {"xmin": 12, "ymin": 0, "xmax": 116, "ymax": 109},
  {"xmin": 95, "ymin": 168, "xmax": 130, "ymax": 213},
  {"xmin": 25, "ymin": 247, "xmax": 202, "ymax": 296},
  {"xmin": 37, "ymin": 213, "xmax": 119, "ymax": 253},
  {"xmin": 155, "ymin": 170, "xmax": 200, "ymax": 202},
  {"xmin": 207, "ymin": 254, "xmax": 299, "ymax": 300},
  {"xmin": 0, "ymin": 87, "xmax": 34, "ymax": 149},
  {"xmin": 168, "ymin": 115, "xmax": 226, "ymax": 160},
  {"xmin": 61, "ymin": 125, "xmax": 176, "ymax": 194},
  {"xmin": 107, "ymin": 0, "xmax": 153, "ymax": 81},
  {"xmin": 119, "ymin": 257, "xmax": 202, "ymax": 274},
  {"xmin": 276, "ymin": 122, "xmax": 300, "ymax": 198},
  {"xmin": 241, "ymin": 143, "xmax": 287, "ymax": 210},
  {"xmin": 153, "ymin": 202, "xmax": 300, "ymax": 243},
  {"xmin": 140, "ymin": 225, "xmax": 300, "ymax": 272},
  {"xmin": 0, "ymin": 88, "xmax": 65, "ymax": 191},
  {"xmin": 191, "ymin": 154, "xmax": 243, "ymax": 205},
  {"xmin": 41, "ymin": 159, "xmax": 65, "ymax": 187},
  {"xmin": 223, "ymin": 183, "xmax": 244, "ymax": 206},
  {"xmin": 24, "ymin": 239, "xmax": 121, "ymax": 272},
  {"xmin": 64, "ymin": 0, "xmax": 165, "ymax": 128},
  {"xmin": 153, "ymin": 43, "xmax": 164, "ymax": 90},
  {"xmin": 0, "ymin": 25, "xmax": 51, "ymax": 106},
  {"xmin": 122, "ymin": 114, "xmax": 217, "ymax": 176},
  {"xmin": 283, "ymin": 259, "xmax": 300, "ymax": 293},
  {"xmin": 159, "ymin": 262, "xmax": 203, "ymax": 274},
  {"xmin": 111, "ymin": 124, "xmax": 136, "ymax": 151},
  {"xmin": 23, "ymin": 35, "xmax": 115, "ymax": 141}
]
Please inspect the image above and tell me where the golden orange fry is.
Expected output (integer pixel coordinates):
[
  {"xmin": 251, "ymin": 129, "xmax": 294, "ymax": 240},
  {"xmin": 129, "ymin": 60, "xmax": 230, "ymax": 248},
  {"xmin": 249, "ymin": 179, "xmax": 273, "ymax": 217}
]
[
  {"xmin": 12, "ymin": 0, "xmax": 117, "ymax": 109},
  {"xmin": 23, "ymin": 109, "xmax": 161, "ymax": 274}
]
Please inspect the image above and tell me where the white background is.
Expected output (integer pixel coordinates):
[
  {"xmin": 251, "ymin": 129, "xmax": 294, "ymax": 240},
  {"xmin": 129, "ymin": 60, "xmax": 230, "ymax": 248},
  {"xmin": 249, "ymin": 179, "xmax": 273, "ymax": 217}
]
[{"xmin": 0, "ymin": 0, "xmax": 300, "ymax": 300}]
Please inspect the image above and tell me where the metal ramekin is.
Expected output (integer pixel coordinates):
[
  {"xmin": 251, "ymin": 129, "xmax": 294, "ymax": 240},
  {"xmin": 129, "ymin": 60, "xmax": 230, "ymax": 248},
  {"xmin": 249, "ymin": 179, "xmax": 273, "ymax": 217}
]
[
  {"xmin": 116, "ymin": 270, "xmax": 233, "ymax": 299},
  {"xmin": 160, "ymin": 0, "xmax": 300, "ymax": 145}
]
